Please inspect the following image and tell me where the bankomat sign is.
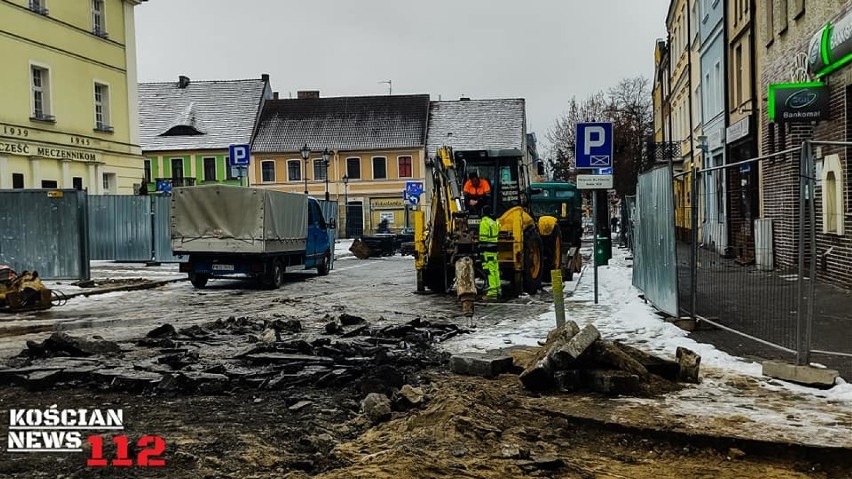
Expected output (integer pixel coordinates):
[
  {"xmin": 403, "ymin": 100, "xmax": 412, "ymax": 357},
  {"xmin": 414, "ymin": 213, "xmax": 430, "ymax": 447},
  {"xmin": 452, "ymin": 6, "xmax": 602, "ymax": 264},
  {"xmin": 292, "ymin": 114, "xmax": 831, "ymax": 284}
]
[{"xmin": 768, "ymin": 82, "xmax": 830, "ymax": 123}]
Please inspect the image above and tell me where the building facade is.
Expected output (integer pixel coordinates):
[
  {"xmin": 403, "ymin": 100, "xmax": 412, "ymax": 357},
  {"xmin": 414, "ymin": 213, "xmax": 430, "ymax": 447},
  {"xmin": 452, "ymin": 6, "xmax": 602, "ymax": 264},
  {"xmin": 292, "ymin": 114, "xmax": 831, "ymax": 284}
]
[
  {"xmin": 758, "ymin": 0, "xmax": 852, "ymax": 288},
  {"xmin": 138, "ymin": 75, "xmax": 271, "ymax": 193},
  {"xmin": 699, "ymin": 0, "xmax": 728, "ymax": 253},
  {"xmin": 251, "ymin": 93, "xmax": 431, "ymax": 237},
  {"xmin": 0, "ymin": 0, "xmax": 146, "ymax": 194},
  {"xmin": 725, "ymin": 0, "xmax": 761, "ymax": 263}
]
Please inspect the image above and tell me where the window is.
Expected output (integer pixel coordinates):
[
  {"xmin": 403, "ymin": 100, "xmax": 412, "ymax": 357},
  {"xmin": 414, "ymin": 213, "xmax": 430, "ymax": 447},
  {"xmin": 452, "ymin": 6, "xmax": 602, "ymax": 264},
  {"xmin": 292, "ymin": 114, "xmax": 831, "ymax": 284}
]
[
  {"xmin": 346, "ymin": 157, "xmax": 361, "ymax": 180},
  {"xmin": 94, "ymin": 83, "xmax": 111, "ymax": 131},
  {"xmin": 31, "ymin": 65, "xmax": 52, "ymax": 121},
  {"xmin": 102, "ymin": 173, "xmax": 116, "ymax": 193},
  {"xmin": 92, "ymin": 0, "xmax": 107, "ymax": 37},
  {"xmin": 29, "ymin": 0, "xmax": 48, "ymax": 15},
  {"xmin": 372, "ymin": 157, "xmax": 387, "ymax": 179},
  {"xmin": 287, "ymin": 159, "xmax": 302, "ymax": 181},
  {"xmin": 171, "ymin": 158, "xmax": 184, "ymax": 179},
  {"xmin": 12, "ymin": 173, "xmax": 24, "ymax": 189},
  {"xmin": 41, "ymin": 180, "xmax": 57, "ymax": 188},
  {"xmin": 714, "ymin": 61, "xmax": 722, "ymax": 112},
  {"xmin": 144, "ymin": 159, "xmax": 151, "ymax": 183},
  {"xmin": 764, "ymin": 0, "xmax": 774, "ymax": 45},
  {"xmin": 203, "ymin": 157, "xmax": 217, "ymax": 181},
  {"xmin": 821, "ymin": 155, "xmax": 845, "ymax": 235},
  {"xmin": 734, "ymin": 45, "xmax": 743, "ymax": 106},
  {"xmin": 261, "ymin": 160, "xmax": 276, "ymax": 183},
  {"xmin": 313, "ymin": 159, "xmax": 327, "ymax": 181},
  {"xmin": 72, "ymin": 177, "xmax": 83, "ymax": 190},
  {"xmin": 398, "ymin": 156, "xmax": 413, "ymax": 178}
]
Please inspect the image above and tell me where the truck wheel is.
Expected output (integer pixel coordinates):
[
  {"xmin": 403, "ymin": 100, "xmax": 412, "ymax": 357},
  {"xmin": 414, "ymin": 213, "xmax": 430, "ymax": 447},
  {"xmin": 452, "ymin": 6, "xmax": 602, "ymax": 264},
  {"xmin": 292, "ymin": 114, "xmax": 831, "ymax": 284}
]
[
  {"xmin": 317, "ymin": 252, "xmax": 330, "ymax": 276},
  {"xmin": 268, "ymin": 260, "xmax": 284, "ymax": 289},
  {"xmin": 522, "ymin": 228, "xmax": 544, "ymax": 295},
  {"xmin": 190, "ymin": 273, "xmax": 209, "ymax": 289},
  {"xmin": 541, "ymin": 230, "xmax": 562, "ymax": 284}
]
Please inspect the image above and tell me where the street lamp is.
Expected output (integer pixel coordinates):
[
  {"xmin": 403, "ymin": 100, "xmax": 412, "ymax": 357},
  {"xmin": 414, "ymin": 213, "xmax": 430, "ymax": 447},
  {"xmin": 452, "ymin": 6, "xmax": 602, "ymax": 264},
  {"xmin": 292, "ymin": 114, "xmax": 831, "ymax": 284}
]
[
  {"xmin": 322, "ymin": 148, "xmax": 331, "ymax": 202},
  {"xmin": 342, "ymin": 174, "xmax": 349, "ymax": 238},
  {"xmin": 300, "ymin": 143, "xmax": 311, "ymax": 195}
]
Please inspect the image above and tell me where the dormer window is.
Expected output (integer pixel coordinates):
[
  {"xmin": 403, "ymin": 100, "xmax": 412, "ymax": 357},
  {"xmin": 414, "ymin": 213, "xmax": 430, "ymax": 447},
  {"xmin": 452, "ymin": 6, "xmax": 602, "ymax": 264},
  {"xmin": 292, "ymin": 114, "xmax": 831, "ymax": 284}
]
[{"xmin": 161, "ymin": 125, "xmax": 204, "ymax": 136}]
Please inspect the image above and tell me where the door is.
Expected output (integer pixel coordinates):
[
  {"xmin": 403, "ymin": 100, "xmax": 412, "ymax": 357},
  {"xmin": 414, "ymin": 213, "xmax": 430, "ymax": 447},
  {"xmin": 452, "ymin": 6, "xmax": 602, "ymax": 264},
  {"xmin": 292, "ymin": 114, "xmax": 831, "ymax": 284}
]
[
  {"xmin": 346, "ymin": 201, "xmax": 363, "ymax": 238},
  {"xmin": 306, "ymin": 199, "xmax": 328, "ymax": 267}
]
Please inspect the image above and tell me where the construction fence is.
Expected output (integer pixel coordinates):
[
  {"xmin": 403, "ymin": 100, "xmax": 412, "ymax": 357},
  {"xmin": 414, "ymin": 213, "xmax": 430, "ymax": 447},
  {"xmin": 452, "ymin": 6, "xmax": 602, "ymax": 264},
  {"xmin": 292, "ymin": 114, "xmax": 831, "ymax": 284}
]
[
  {"xmin": 1, "ymin": 190, "xmax": 339, "ymax": 281},
  {"xmin": 634, "ymin": 141, "xmax": 852, "ymax": 368}
]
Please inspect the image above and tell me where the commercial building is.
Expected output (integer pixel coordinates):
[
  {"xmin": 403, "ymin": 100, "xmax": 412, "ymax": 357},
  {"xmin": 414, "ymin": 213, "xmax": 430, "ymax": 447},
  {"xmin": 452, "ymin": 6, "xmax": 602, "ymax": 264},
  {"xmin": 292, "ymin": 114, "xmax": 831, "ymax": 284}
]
[
  {"xmin": 138, "ymin": 75, "xmax": 271, "ymax": 192},
  {"xmin": 251, "ymin": 92, "xmax": 431, "ymax": 237},
  {"xmin": 0, "ymin": 0, "xmax": 147, "ymax": 194},
  {"xmin": 758, "ymin": 0, "xmax": 852, "ymax": 288}
]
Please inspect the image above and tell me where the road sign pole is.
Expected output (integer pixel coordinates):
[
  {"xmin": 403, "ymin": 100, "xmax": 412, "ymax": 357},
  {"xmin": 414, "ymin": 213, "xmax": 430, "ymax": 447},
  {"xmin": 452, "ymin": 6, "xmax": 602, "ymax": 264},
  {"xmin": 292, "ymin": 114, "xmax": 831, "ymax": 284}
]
[{"xmin": 593, "ymin": 191, "xmax": 599, "ymax": 305}]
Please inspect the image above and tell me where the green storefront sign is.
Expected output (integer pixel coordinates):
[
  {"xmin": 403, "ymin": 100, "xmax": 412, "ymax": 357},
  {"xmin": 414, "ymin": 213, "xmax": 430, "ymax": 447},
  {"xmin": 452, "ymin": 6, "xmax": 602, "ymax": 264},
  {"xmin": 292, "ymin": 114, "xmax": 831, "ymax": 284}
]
[
  {"xmin": 767, "ymin": 82, "xmax": 830, "ymax": 123},
  {"xmin": 808, "ymin": 12, "xmax": 852, "ymax": 77}
]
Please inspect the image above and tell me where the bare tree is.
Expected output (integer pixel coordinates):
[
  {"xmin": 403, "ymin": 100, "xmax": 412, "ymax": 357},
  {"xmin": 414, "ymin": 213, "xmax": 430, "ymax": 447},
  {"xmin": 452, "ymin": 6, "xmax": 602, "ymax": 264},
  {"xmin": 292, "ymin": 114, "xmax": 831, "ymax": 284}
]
[{"xmin": 545, "ymin": 76, "xmax": 652, "ymax": 196}]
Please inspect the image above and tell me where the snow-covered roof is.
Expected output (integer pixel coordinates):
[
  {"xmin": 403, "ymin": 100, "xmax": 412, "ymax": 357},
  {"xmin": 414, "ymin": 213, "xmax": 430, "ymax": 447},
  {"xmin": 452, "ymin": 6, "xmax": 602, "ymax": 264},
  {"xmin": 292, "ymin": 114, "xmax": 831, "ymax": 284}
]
[
  {"xmin": 425, "ymin": 99, "xmax": 527, "ymax": 156},
  {"xmin": 139, "ymin": 77, "xmax": 268, "ymax": 152},
  {"xmin": 252, "ymin": 94, "xmax": 431, "ymax": 153}
]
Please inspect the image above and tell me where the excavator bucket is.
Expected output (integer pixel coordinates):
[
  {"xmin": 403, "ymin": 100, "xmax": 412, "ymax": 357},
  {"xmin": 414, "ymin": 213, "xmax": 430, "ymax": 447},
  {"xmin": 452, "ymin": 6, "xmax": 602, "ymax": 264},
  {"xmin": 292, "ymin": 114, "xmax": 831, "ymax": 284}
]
[
  {"xmin": 5, "ymin": 288, "xmax": 53, "ymax": 312},
  {"xmin": 0, "ymin": 266, "xmax": 57, "ymax": 313}
]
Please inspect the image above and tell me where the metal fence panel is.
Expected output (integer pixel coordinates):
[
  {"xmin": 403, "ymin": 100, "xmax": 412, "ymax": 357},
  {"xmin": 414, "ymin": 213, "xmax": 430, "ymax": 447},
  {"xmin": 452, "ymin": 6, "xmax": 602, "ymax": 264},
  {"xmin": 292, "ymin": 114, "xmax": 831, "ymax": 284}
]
[
  {"xmin": 0, "ymin": 189, "xmax": 89, "ymax": 280},
  {"xmin": 632, "ymin": 166, "xmax": 678, "ymax": 316},
  {"xmin": 152, "ymin": 196, "xmax": 185, "ymax": 263},
  {"xmin": 319, "ymin": 200, "xmax": 339, "ymax": 269},
  {"xmin": 88, "ymin": 195, "xmax": 152, "ymax": 262}
]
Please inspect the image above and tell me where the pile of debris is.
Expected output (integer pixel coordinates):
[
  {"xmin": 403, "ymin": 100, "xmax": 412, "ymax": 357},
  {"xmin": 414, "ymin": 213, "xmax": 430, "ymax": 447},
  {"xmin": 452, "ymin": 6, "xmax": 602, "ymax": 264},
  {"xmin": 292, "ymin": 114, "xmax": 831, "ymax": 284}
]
[
  {"xmin": 451, "ymin": 321, "xmax": 700, "ymax": 396},
  {"xmin": 0, "ymin": 315, "xmax": 465, "ymax": 397}
]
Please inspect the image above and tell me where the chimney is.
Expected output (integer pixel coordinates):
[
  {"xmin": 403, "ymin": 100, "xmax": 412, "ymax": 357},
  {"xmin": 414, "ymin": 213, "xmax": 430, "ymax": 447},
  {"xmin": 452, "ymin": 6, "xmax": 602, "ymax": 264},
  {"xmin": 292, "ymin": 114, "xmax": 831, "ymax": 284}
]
[
  {"xmin": 297, "ymin": 90, "xmax": 320, "ymax": 99},
  {"xmin": 261, "ymin": 73, "xmax": 270, "ymax": 83},
  {"xmin": 273, "ymin": 91, "xmax": 279, "ymax": 100},
  {"xmin": 178, "ymin": 75, "xmax": 190, "ymax": 89}
]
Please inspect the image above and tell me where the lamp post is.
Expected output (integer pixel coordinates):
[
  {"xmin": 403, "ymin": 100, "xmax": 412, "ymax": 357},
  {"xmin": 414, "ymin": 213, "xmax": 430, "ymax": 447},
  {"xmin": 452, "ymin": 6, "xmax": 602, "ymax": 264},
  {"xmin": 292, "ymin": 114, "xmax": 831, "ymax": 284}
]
[
  {"xmin": 342, "ymin": 174, "xmax": 349, "ymax": 238},
  {"xmin": 300, "ymin": 143, "xmax": 311, "ymax": 195},
  {"xmin": 322, "ymin": 148, "xmax": 331, "ymax": 202}
]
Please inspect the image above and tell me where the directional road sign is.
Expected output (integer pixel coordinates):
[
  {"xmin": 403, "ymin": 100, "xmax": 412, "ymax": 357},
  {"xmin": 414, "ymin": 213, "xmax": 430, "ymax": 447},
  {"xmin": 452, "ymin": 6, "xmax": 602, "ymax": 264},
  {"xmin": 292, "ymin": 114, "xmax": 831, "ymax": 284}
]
[
  {"xmin": 576, "ymin": 122, "xmax": 613, "ymax": 169},
  {"xmin": 228, "ymin": 144, "xmax": 251, "ymax": 166},
  {"xmin": 405, "ymin": 181, "xmax": 424, "ymax": 196}
]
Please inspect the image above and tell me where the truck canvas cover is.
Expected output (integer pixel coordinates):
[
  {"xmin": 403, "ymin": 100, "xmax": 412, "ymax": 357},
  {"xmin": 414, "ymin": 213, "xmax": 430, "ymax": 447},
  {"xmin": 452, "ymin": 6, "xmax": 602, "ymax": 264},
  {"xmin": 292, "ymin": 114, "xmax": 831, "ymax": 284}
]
[{"xmin": 170, "ymin": 185, "xmax": 308, "ymax": 254}]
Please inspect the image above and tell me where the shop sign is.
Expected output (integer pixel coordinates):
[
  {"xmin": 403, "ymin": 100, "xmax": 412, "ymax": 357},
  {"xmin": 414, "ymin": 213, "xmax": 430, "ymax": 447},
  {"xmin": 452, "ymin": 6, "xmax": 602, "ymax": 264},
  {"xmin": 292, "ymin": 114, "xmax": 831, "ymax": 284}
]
[
  {"xmin": 0, "ymin": 140, "xmax": 98, "ymax": 161},
  {"xmin": 808, "ymin": 12, "xmax": 852, "ymax": 77},
  {"xmin": 767, "ymin": 83, "xmax": 830, "ymax": 123},
  {"xmin": 726, "ymin": 117, "xmax": 750, "ymax": 144},
  {"xmin": 371, "ymin": 198, "xmax": 404, "ymax": 209}
]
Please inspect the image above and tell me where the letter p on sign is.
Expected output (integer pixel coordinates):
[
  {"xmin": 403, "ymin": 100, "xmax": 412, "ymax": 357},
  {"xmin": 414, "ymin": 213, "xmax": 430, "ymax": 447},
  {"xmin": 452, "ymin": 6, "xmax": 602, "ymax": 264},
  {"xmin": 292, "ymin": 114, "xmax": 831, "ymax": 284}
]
[
  {"xmin": 229, "ymin": 144, "xmax": 250, "ymax": 167},
  {"xmin": 584, "ymin": 126, "xmax": 606, "ymax": 155}
]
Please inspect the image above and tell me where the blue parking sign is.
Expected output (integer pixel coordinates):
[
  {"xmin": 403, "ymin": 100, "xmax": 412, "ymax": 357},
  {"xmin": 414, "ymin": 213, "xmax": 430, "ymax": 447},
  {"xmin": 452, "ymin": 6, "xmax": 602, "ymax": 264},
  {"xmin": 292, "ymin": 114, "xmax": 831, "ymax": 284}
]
[
  {"xmin": 576, "ymin": 123, "xmax": 613, "ymax": 169},
  {"xmin": 228, "ymin": 144, "xmax": 251, "ymax": 166}
]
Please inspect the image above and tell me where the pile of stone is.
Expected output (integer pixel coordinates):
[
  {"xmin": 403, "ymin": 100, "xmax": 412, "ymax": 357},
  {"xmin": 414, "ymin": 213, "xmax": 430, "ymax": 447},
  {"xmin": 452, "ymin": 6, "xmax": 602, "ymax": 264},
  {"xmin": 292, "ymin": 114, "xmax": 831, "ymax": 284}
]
[
  {"xmin": 451, "ymin": 321, "xmax": 700, "ymax": 396},
  {"xmin": 0, "ymin": 316, "xmax": 463, "ymax": 396}
]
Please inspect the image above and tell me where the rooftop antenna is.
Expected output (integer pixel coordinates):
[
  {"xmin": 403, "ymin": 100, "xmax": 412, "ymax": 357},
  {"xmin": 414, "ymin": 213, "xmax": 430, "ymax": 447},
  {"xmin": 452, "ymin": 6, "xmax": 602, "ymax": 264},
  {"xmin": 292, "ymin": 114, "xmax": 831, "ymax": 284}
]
[{"xmin": 378, "ymin": 80, "xmax": 392, "ymax": 95}]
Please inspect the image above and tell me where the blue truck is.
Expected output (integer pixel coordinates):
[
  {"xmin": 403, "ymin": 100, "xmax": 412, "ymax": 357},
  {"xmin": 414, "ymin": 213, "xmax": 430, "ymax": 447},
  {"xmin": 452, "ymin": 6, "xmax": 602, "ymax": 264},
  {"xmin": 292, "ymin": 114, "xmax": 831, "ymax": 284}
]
[{"xmin": 170, "ymin": 185, "xmax": 334, "ymax": 289}]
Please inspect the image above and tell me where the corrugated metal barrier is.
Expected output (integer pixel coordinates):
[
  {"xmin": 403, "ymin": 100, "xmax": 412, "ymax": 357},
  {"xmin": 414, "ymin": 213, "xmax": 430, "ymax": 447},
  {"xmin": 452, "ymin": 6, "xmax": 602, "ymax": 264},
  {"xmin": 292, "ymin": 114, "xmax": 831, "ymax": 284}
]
[
  {"xmin": 0, "ymin": 189, "xmax": 90, "ymax": 280},
  {"xmin": 88, "ymin": 195, "xmax": 152, "ymax": 261},
  {"xmin": 318, "ymin": 200, "xmax": 339, "ymax": 269},
  {"xmin": 632, "ymin": 166, "xmax": 679, "ymax": 316}
]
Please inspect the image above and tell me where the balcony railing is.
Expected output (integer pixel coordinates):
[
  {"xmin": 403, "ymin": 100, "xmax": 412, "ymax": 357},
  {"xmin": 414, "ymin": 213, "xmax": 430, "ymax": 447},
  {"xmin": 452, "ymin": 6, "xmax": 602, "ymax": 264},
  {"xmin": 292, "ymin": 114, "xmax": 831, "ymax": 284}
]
[
  {"xmin": 153, "ymin": 177, "xmax": 196, "ymax": 192},
  {"xmin": 645, "ymin": 140, "xmax": 683, "ymax": 164}
]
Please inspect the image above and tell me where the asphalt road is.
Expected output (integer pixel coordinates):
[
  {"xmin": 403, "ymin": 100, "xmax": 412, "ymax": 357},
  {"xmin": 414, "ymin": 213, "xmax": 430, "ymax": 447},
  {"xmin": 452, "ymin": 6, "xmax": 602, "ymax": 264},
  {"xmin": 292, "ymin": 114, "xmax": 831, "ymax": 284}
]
[{"xmin": 0, "ymin": 255, "xmax": 553, "ymax": 359}]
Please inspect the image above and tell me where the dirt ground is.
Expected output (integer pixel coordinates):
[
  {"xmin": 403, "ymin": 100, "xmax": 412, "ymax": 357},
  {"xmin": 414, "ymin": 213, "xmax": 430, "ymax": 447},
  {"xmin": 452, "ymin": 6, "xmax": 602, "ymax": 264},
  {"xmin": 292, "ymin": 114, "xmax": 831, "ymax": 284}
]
[{"xmin": 2, "ymin": 368, "xmax": 849, "ymax": 479}]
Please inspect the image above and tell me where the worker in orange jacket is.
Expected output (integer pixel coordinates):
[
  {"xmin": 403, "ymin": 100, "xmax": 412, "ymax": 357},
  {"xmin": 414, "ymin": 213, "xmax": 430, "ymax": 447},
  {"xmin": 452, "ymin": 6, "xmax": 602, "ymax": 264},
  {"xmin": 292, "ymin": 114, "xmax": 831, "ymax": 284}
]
[{"xmin": 463, "ymin": 171, "xmax": 491, "ymax": 215}]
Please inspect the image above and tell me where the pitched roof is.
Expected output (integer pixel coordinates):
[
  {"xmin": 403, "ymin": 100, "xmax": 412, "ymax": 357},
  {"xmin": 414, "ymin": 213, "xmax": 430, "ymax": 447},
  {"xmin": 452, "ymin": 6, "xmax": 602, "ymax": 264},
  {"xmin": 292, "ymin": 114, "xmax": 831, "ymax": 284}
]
[
  {"xmin": 425, "ymin": 99, "xmax": 527, "ymax": 156},
  {"xmin": 139, "ymin": 78, "xmax": 268, "ymax": 152},
  {"xmin": 252, "ymin": 94, "xmax": 431, "ymax": 153}
]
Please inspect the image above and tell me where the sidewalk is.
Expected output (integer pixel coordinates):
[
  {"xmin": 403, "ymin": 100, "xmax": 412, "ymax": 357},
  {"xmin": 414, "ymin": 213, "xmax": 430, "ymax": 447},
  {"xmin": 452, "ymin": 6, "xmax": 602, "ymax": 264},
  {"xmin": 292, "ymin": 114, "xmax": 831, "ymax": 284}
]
[{"xmin": 442, "ymin": 245, "xmax": 852, "ymax": 449}]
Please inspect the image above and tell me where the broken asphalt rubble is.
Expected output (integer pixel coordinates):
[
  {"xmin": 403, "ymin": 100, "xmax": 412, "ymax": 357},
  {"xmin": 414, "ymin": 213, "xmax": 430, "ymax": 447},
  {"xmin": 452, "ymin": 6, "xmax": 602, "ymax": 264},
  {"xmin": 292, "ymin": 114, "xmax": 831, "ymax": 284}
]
[
  {"xmin": 0, "ymin": 315, "xmax": 465, "ymax": 406},
  {"xmin": 451, "ymin": 321, "xmax": 700, "ymax": 396}
]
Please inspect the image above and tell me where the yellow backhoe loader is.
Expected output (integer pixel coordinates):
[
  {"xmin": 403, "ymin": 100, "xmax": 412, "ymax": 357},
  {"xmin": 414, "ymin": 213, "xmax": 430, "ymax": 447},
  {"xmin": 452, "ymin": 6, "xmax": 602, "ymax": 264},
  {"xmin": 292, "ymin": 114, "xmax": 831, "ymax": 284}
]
[
  {"xmin": 0, "ymin": 264, "xmax": 64, "ymax": 313},
  {"xmin": 413, "ymin": 147, "xmax": 561, "ymax": 315}
]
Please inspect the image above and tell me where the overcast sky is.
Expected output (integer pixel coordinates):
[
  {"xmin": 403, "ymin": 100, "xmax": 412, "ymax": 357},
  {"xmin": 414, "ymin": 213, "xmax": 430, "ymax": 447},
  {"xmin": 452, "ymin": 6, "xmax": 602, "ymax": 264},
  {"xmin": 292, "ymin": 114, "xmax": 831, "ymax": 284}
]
[{"xmin": 136, "ymin": 0, "xmax": 668, "ymax": 155}]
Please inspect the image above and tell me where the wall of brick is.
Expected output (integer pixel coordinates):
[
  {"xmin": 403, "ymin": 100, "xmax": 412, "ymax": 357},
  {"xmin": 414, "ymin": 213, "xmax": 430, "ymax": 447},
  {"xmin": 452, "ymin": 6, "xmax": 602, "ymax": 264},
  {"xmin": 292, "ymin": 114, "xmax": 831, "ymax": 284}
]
[{"xmin": 759, "ymin": 0, "xmax": 852, "ymax": 288}]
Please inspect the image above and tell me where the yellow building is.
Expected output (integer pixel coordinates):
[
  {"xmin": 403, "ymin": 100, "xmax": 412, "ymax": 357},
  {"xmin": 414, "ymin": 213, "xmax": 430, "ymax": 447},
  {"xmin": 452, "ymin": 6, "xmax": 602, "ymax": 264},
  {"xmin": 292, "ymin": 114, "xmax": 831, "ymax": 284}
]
[
  {"xmin": 0, "ymin": 0, "xmax": 146, "ymax": 193},
  {"xmin": 138, "ymin": 75, "xmax": 271, "ymax": 192},
  {"xmin": 251, "ymin": 93, "xmax": 431, "ymax": 236}
]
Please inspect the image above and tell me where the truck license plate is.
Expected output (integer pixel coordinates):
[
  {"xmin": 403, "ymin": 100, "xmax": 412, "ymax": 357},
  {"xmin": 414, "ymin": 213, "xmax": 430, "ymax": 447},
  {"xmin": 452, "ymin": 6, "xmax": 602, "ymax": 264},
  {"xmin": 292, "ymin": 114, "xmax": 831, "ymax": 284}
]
[{"xmin": 212, "ymin": 264, "xmax": 234, "ymax": 271}]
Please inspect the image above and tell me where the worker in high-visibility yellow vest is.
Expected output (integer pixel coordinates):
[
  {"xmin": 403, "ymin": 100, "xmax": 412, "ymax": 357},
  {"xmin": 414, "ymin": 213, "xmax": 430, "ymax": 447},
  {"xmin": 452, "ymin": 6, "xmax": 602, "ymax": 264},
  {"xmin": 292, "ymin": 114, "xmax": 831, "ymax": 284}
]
[{"xmin": 478, "ymin": 208, "xmax": 501, "ymax": 298}]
